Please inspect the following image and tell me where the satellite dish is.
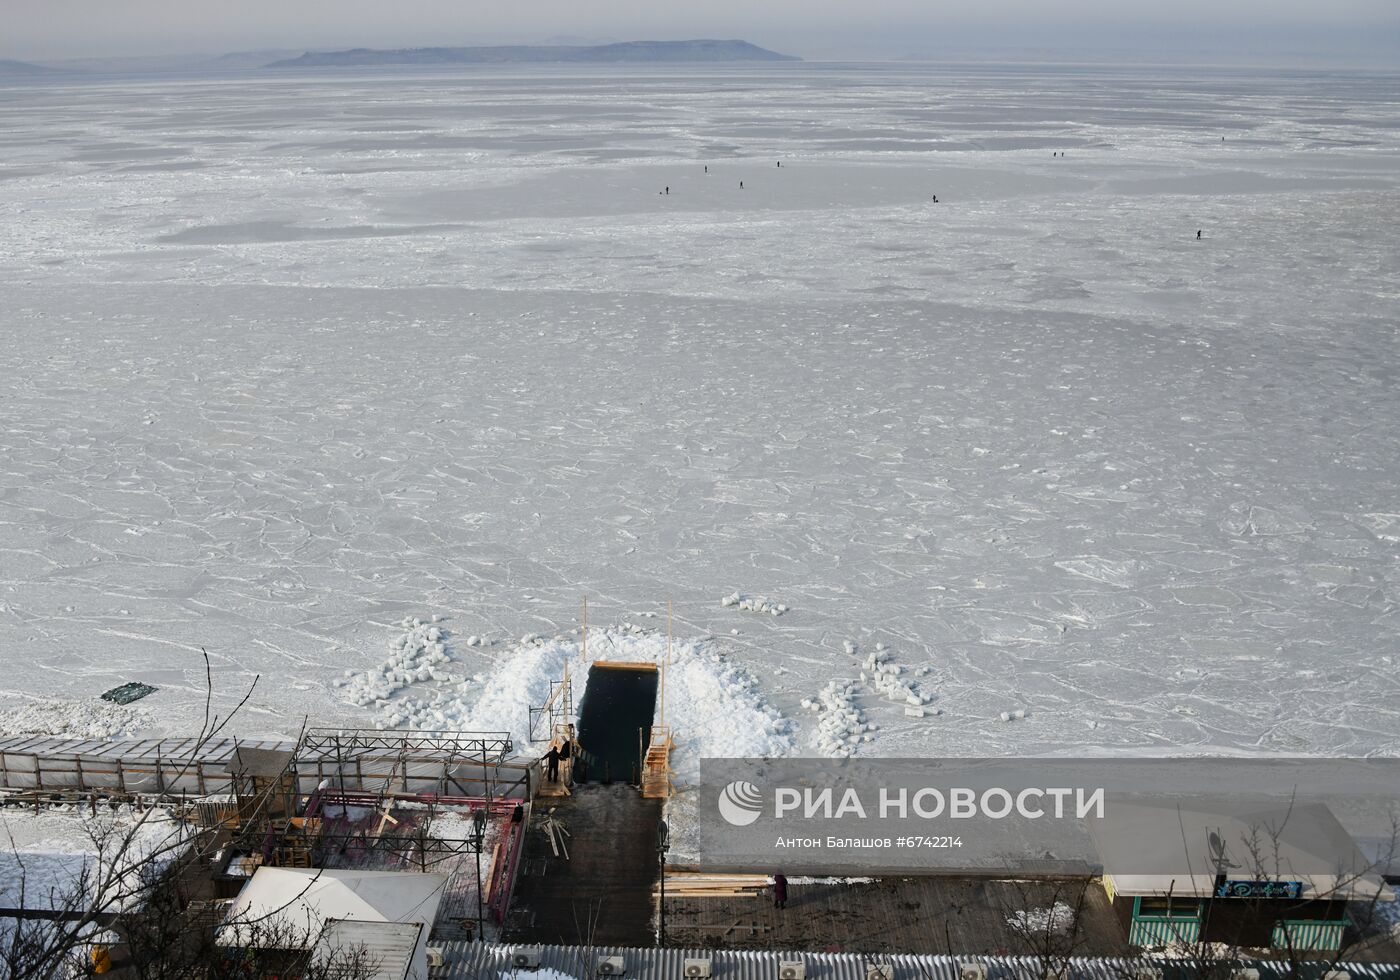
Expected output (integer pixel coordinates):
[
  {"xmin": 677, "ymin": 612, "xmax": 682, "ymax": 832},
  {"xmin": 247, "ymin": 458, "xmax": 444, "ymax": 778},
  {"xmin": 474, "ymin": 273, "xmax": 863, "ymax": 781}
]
[{"xmin": 1208, "ymin": 830, "xmax": 1238, "ymax": 869}]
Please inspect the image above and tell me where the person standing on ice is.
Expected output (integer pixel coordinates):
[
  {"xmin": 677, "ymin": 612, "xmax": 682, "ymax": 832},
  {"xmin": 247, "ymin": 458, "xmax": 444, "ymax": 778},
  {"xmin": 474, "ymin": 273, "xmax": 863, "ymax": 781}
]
[{"xmin": 772, "ymin": 872, "xmax": 788, "ymax": 910}]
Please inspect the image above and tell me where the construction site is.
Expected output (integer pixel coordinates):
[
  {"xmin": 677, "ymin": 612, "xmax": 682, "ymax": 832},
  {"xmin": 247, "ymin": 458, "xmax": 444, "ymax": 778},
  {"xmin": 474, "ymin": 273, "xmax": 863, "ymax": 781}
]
[{"xmin": 2, "ymin": 636, "xmax": 1399, "ymax": 979}]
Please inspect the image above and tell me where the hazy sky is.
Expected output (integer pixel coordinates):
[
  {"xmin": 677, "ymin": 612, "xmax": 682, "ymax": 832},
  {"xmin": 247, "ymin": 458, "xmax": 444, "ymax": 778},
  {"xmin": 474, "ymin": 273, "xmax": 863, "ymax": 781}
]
[{"xmin": 6, "ymin": 0, "xmax": 1398, "ymax": 63}]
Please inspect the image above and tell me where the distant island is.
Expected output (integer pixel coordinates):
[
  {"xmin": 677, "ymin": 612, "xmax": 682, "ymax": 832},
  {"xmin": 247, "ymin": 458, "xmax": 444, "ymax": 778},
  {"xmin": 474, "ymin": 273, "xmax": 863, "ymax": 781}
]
[
  {"xmin": 267, "ymin": 39, "xmax": 800, "ymax": 68},
  {"xmin": 0, "ymin": 58, "xmax": 66, "ymax": 76}
]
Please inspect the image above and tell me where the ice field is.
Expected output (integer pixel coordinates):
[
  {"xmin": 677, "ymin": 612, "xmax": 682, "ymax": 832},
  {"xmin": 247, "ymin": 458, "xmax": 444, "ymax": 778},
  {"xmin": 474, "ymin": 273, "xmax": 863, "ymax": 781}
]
[{"xmin": 2, "ymin": 63, "xmax": 1399, "ymax": 757}]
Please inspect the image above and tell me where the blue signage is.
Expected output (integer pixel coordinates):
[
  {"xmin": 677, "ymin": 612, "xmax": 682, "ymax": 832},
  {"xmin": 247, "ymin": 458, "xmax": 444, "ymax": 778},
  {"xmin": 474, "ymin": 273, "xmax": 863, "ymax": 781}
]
[{"xmin": 1215, "ymin": 880, "xmax": 1304, "ymax": 900}]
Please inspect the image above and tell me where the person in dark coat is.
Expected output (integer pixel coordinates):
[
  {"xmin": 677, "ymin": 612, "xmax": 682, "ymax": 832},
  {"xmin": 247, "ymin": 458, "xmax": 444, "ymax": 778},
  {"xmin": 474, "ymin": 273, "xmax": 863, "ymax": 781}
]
[
  {"xmin": 544, "ymin": 745, "xmax": 561, "ymax": 782},
  {"xmin": 773, "ymin": 872, "xmax": 788, "ymax": 909}
]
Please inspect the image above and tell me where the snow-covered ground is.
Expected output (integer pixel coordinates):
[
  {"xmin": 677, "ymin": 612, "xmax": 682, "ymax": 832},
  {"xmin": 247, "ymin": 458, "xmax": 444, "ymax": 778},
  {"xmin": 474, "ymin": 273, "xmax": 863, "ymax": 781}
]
[
  {"xmin": 1, "ymin": 64, "xmax": 1399, "ymax": 757},
  {"xmin": 0, "ymin": 805, "xmax": 192, "ymax": 912}
]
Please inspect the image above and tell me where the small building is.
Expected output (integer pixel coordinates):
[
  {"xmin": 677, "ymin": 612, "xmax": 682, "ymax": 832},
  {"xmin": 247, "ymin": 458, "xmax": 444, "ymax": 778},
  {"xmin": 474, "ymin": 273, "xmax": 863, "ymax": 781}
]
[
  {"xmin": 224, "ymin": 745, "xmax": 297, "ymax": 824},
  {"xmin": 216, "ymin": 867, "xmax": 447, "ymax": 980},
  {"xmin": 1089, "ymin": 800, "xmax": 1393, "ymax": 951}
]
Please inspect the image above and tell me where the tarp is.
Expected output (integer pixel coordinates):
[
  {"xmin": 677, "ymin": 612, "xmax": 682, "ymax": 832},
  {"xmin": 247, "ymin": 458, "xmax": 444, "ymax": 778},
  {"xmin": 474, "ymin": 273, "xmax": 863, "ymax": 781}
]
[{"xmin": 100, "ymin": 682, "xmax": 156, "ymax": 705}]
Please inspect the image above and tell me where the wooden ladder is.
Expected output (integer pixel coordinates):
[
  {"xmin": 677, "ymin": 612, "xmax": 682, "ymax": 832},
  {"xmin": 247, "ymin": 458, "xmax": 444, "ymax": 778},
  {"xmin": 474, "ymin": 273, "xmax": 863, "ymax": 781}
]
[{"xmin": 641, "ymin": 726, "xmax": 675, "ymax": 799}]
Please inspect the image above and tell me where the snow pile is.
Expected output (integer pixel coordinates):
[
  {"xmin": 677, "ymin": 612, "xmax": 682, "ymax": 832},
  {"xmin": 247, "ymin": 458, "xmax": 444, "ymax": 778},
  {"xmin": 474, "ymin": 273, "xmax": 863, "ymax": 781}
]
[
  {"xmin": 859, "ymin": 643, "xmax": 938, "ymax": 718},
  {"xmin": 506, "ymin": 970, "xmax": 577, "ymax": 980},
  {"xmin": 1006, "ymin": 901, "xmax": 1076, "ymax": 936},
  {"xmin": 447, "ymin": 637, "xmax": 577, "ymax": 743},
  {"xmin": 335, "ymin": 616, "xmax": 454, "ymax": 709},
  {"xmin": 802, "ymin": 680, "xmax": 873, "ymax": 758},
  {"xmin": 1374, "ymin": 896, "xmax": 1400, "ymax": 943},
  {"xmin": 800, "ymin": 642, "xmax": 941, "ymax": 756},
  {"xmin": 0, "ymin": 699, "xmax": 151, "ymax": 739},
  {"xmin": 720, "ymin": 592, "xmax": 788, "ymax": 616},
  {"xmin": 358, "ymin": 628, "xmax": 795, "ymax": 777},
  {"xmin": 1144, "ymin": 941, "xmax": 1266, "ymax": 960},
  {"xmin": 662, "ymin": 638, "xmax": 794, "ymax": 781}
]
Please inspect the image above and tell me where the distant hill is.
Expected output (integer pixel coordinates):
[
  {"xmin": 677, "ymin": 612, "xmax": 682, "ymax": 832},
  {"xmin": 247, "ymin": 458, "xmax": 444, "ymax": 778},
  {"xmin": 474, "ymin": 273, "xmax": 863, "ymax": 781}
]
[
  {"xmin": 0, "ymin": 59, "xmax": 67, "ymax": 76},
  {"xmin": 268, "ymin": 39, "xmax": 800, "ymax": 68},
  {"xmin": 39, "ymin": 50, "xmax": 306, "ymax": 73},
  {"xmin": 204, "ymin": 50, "xmax": 313, "ymax": 69}
]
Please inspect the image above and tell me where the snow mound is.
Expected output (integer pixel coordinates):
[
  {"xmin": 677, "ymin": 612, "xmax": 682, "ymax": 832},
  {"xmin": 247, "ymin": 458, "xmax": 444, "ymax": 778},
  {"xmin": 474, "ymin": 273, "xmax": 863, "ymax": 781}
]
[
  {"xmin": 1006, "ymin": 901, "xmax": 1076, "ymax": 936},
  {"xmin": 505, "ymin": 970, "xmax": 577, "ymax": 980},
  {"xmin": 803, "ymin": 679, "xmax": 872, "ymax": 758},
  {"xmin": 365, "ymin": 628, "xmax": 795, "ymax": 780},
  {"xmin": 1374, "ymin": 896, "xmax": 1400, "ymax": 943},
  {"xmin": 801, "ymin": 642, "xmax": 941, "ymax": 756},
  {"xmin": 0, "ymin": 698, "xmax": 151, "ymax": 739},
  {"xmin": 861, "ymin": 644, "xmax": 937, "ymax": 713},
  {"xmin": 336, "ymin": 616, "xmax": 453, "ymax": 709},
  {"xmin": 720, "ymin": 592, "xmax": 788, "ymax": 616}
]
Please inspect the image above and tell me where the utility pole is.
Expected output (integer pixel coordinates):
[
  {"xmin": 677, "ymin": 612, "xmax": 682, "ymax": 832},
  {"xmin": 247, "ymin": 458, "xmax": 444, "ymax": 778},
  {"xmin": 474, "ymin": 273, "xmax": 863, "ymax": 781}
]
[
  {"xmin": 473, "ymin": 808, "xmax": 488, "ymax": 941},
  {"xmin": 657, "ymin": 819, "xmax": 670, "ymax": 947}
]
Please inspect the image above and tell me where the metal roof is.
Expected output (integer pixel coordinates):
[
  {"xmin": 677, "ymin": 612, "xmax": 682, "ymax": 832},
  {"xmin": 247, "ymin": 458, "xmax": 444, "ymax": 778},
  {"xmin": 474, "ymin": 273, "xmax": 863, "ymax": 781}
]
[
  {"xmin": 224, "ymin": 745, "xmax": 296, "ymax": 777},
  {"xmin": 0, "ymin": 734, "xmax": 290, "ymax": 763},
  {"xmin": 429, "ymin": 942, "xmax": 1400, "ymax": 980},
  {"xmin": 314, "ymin": 919, "xmax": 423, "ymax": 980}
]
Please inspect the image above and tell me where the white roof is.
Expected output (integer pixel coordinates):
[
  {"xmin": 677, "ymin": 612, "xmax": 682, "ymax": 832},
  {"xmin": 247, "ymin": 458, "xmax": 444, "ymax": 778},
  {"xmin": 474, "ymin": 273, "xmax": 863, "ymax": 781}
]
[
  {"xmin": 1090, "ymin": 800, "xmax": 1394, "ymax": 900},
  {"xmin": 217, "ymin": 867, "xmax": 446, "ymax": 980}
]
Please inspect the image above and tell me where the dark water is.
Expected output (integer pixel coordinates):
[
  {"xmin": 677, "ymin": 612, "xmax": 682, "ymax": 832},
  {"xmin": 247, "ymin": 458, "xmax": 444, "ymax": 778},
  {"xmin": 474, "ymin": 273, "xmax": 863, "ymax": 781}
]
[{"xmin": 575, "ymin": 664, "xmax": 658, "ymax": 784}]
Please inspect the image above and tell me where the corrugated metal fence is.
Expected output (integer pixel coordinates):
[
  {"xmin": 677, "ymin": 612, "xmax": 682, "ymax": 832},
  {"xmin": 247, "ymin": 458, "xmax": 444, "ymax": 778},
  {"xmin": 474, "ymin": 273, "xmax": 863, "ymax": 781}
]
[{"xmin": 428, "ymin": 943, "xmax": 1400, "ymax": 980}]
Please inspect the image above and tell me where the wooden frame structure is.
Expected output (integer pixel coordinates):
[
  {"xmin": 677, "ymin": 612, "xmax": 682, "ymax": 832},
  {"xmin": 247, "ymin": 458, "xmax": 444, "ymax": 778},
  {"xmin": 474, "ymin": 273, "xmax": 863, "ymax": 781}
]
[
  {"xmin": 0, "ymin": 734, "xmax": 290, "ymax": 797},
  {"xmin": 0, "ymin": 728, "xmax": 520, "ymax": 801}
]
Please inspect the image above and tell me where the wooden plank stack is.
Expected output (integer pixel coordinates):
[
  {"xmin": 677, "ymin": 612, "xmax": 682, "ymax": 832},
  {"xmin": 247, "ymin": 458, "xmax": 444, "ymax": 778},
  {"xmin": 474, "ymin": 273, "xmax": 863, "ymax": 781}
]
[{"xmin": 657, "ymin": 871, "xmax": 772, "ymax": 898}]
